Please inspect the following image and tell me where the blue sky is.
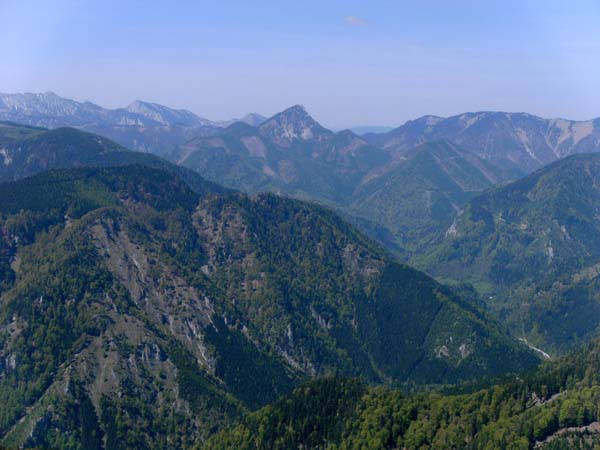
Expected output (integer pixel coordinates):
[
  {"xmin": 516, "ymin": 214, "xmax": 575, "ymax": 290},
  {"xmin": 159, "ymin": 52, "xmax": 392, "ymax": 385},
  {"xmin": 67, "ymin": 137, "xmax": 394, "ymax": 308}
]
[{"xmin": 1, "ymin": 0, "xmax": 599, "ymax": 127}]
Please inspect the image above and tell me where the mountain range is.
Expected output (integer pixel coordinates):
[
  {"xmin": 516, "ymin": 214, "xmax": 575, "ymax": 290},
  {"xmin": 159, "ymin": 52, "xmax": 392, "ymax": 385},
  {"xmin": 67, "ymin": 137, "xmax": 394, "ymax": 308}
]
[
  {"xmin": 171, "ymin": 105, "xmax": 562, "ymax": 255},
  {"xmin": 3, "ymin": 92, "xmax": 600, "ymax": 448},
  {"xmin": 0, "ymin": 125, "xmax": 538, "ymax": 449},
  {"xmin": 0, "ymin": 121, "xmax": 226, "ymax": 195},
  {"xmin": 0, "ymin": 92, "xmax": 267, "ymax": 156},
  {"xmin": 162, "ymin": 103, "xmax": 600, "ymax": 354},
  {"xmin": 364, "ymin": 111, "xmax": 600, "ymax": 172},
  {"xmin": 5, "ymin": 96, "xmax": 600, "ymax": 351},
  {"xmin": 171, "ymin": 105, "xmax": 391, "ymax": 204},
  {"xmin": 5, "ymin": 94, "xmax": 600, "ymax": 259},
  {"xmin": 6, "ymin": 93, "xmax": 599, "ymax": 177}
]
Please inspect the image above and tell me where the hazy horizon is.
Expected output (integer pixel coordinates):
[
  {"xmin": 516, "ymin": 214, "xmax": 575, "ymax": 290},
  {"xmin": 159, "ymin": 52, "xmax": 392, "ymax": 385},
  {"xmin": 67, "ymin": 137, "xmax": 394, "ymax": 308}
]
[{"xmin": 2, "ymin": 0, "xmax": 599, "ymax": 128}]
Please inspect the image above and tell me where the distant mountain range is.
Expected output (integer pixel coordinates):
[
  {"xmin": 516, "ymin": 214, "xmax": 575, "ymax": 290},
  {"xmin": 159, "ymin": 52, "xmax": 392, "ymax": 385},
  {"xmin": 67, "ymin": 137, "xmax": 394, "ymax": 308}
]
[
  {"xmin": 0, "ymin": 92, "xmax": 267, "ymax": 156},
  {"xmin": 5, "ymin": 93, "xmax": 599, "ymax": 174},
  {"xmin": 364, "ymin": 111, "xmax": 600, "ymax": 172},
  {"xmin": 4, "ymin": 92, "xmax": 599, "ymax": 176}
]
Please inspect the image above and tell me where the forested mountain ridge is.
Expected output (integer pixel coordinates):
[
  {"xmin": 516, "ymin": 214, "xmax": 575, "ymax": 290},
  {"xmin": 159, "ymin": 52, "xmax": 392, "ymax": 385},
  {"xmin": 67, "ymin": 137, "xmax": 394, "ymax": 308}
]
[
  {"xmin": 205, "ymin": 339, "xmax": 600, "ymax": 450},
  {"xmin": 0, "ymin": 121, "xmax": 227, "ymax": 195},
  {"xmin": 347, "ymin": 139, "xmax": 523, "ymax": 253},
  {"xmin": 416, "ymin": 152, "xmax": 600, "ymax": 352},
  {"xmin": 171, "ymin": 110, "xmax": 524, "ymax": 255},
  {"xmin": 0, "ymin": 167, "xmax": 244, "ymax": 450},
  {"xmin": 0, "ymin": 164, "xmax": 537, "ymax": 449}
]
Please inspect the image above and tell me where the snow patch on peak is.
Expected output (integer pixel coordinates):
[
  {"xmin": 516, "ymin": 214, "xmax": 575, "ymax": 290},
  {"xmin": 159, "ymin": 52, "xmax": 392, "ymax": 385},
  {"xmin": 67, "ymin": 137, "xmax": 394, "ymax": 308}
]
[
  {"xmin": 125, "ymin": 100, "xmax": 170, "ymax": 124},
  {"xmin": 124, "ymin": 100, "xmax": 210, "ymax": 127},
  {"xmin": 126, "ymin": 100, "xmax": 153, "ymax": 112}
]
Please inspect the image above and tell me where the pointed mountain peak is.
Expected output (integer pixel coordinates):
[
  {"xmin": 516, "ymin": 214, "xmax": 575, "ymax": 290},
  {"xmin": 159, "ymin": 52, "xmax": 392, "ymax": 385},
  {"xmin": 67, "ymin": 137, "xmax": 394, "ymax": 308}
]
[
  {"xmin": 259, "ymin": 105, "xmax": 331, "ymax": 145},
  {"xmin": 283, "ymin": 104, "xmax": 308, "ymax": 114},
  {"xmin": 269, "ymin": 104, "xmax": 315, "ymax": 123},
  {"xmin": 336, "ymin": 128, "xmax": 357, "ymax": 137},
  {"xmin": 224, "ymin": 120, "xmax": 257, "ymax": 135}
]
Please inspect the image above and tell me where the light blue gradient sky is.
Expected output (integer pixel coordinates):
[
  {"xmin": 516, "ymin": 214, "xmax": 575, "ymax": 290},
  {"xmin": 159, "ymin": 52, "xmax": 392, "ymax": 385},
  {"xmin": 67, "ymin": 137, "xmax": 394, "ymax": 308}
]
[{"xmin": 1, "ymin": 0, "xmax": 599, "ymax": 127}]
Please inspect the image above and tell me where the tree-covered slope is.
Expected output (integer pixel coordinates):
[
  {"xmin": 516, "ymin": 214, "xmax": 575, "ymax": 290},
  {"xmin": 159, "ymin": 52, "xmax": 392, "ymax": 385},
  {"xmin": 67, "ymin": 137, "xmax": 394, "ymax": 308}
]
[
  {"xmin": 348, "ymin": 140, "xmax": 522, "ymax": 253},
  {"xmin": 173, "ymin": 114, "xmax": 520, "ymax": 257},
  {"xmin": 205, "ymin": 340, "xmax": 600, "ymax": 450},
  {"xmin": 0, "ymin": 167, "xmax": 244, "ymax": 450},
  {"xmin": 195, "ymin": 193, "xmax": 536, "ymax": 385},
  {"xmin": 0, "ymin": 165, "xmax": 536, "ymax": 448},
  {"xmin": 172, "ymin": 106, "xmax": 391, "ymax": 203},
  {"xmin": 417, "ymin": 153, "xmax": 600, "ymax": 352},
  {"xmin": 0, "ymin": 122, "xmax": 226, "ymax": 195},
  {"xmin": 0, "ymin": 121, "xmax": 45, "ymax": 145}
]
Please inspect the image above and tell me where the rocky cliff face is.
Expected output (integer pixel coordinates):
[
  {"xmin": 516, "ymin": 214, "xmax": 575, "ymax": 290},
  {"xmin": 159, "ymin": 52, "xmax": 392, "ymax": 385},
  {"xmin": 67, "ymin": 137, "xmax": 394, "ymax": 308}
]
[{"xmin": 257, "ymin": 105, "xmax": 332, "ymax": 147}]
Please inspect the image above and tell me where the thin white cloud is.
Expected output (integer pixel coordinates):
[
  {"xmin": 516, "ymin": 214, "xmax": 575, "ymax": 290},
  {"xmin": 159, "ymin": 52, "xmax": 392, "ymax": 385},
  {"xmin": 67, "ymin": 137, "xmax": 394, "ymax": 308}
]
[{"xmin": 344, "ymin": 16, "xmax": 368, "ymax": 27}]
